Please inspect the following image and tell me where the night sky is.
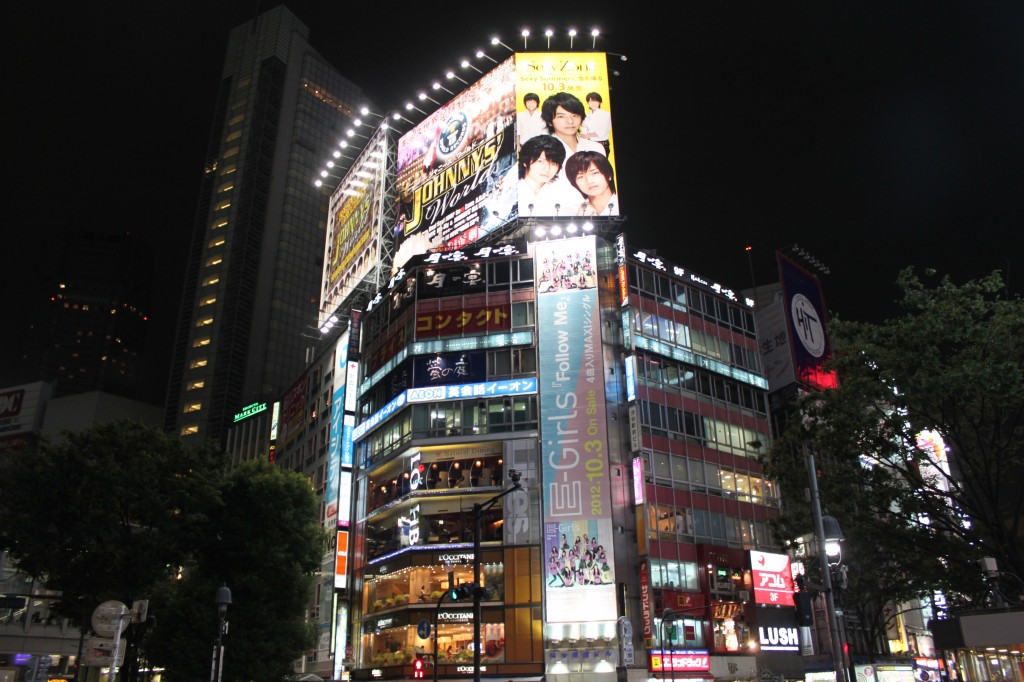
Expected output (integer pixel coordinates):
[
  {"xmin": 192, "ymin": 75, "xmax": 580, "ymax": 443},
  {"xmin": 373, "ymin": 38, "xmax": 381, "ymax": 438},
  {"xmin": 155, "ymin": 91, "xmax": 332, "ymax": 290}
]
[{"xmin": 5, "ymin": 2, "xmax": 1022, "ymax": 400}]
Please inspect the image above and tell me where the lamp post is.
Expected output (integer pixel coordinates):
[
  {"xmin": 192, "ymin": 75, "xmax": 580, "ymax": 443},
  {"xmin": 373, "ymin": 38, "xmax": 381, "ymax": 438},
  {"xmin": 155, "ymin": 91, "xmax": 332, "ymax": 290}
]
[
  {"xmin": 805, "ymin": 444, "xmax": 849, "ymax": 682},
  {"xmin": 472, "ymin": 469, "xmax": 523, "ymax": 682},
  {"xmin": 210, "ymin": 584, "xmax": 232, "ymax": 682}
]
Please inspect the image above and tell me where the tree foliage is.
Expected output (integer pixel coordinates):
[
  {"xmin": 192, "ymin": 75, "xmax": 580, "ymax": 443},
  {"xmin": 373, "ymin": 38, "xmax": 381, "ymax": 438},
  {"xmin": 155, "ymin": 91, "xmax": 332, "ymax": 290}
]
[
  {"xmin": 766, "ymin": 268, "xmax": 1024, "ymax": 631},
  {"xmin": 144, "ymin": 460, "xmax": 328, "ymax": 682},
  {"xmin": 0, "ymin": 420, "xmax": 223, "ymax": 617},
  {"xmin": 1, "ymin": 422, "xmax": 329, "ymax": 682}
]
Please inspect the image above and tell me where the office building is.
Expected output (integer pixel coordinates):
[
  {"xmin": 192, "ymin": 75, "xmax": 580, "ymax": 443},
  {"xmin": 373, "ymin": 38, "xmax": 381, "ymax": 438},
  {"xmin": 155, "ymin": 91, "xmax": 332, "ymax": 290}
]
[
  {"xmin": 165, "ymin": 5, "xmax": 371, "ymax": 447},
  {"xmin": 298, "ymin": 51, "xmax": 790, "ymax": 682},
  {"xmin": 10, "ymin": 229, "xmax": 152, "ymax": 402}
]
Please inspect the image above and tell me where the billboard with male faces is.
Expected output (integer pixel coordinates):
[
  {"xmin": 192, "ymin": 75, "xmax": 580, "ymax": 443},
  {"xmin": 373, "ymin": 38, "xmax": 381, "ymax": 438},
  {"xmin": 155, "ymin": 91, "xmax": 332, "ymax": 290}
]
[
  {"xmin": 392, "ymin": 53, "xmax": 620, "ymax": 272},
  {"xmin": 515, "ymin": 52, "xmax": 618, "ymax": 218}
]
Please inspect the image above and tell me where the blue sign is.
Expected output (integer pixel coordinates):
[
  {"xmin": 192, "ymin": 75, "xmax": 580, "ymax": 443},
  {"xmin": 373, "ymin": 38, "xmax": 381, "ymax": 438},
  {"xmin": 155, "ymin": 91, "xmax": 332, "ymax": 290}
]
[{"xmin": 417, "ymin": 619, "xmax": 432, "ymax": 640}]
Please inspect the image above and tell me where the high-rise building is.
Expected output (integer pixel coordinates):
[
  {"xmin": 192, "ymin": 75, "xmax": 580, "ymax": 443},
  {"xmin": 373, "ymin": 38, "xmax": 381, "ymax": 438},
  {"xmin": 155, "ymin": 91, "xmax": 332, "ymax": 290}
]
[
  {"xmin": 165, "ymin": 5, "xmax": 371, "ymax": 446},
  {"xmin": 11, "ymin": 229, "xmax": 152, "ymax": 401}
]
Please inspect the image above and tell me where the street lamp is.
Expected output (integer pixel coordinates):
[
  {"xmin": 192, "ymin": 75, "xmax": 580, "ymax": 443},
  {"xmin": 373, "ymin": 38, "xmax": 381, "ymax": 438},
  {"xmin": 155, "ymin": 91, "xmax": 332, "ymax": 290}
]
[
  {"xmin": 472, "ymin": 469, "xmax": 523, "ymax": 682},
  {"xmin": 806, "ymin": 443, "xmax": 849, "ymax": 682},
  {"xmin": 210, "ymin": 584, "xmax": 232, "ymax": 682}
]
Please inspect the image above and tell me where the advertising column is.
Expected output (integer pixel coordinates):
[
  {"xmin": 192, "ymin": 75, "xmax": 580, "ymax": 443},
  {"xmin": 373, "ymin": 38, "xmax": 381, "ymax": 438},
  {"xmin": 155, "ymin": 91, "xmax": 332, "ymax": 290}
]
[{"xmin": 535, "ymin": 236, "xmax": 617, "ymax": 624}]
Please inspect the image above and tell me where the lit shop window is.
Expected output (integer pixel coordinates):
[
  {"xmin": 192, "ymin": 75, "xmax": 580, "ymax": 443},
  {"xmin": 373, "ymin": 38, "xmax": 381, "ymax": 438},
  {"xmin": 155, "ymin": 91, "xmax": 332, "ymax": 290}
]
[
  {"xmin": 184, "ymin": 403, "xmax": 202, "ymax": 413},
  {"xmin": 189, "ymin": 358, "xmax": 208, "ymax": 369},
  {"xmin": 186, "ymin": 380, "xmax": 205, "ymax": 390},
  {"xmin": 193, "ymin": 337, "xmax": 211, "ymax": 348},
  {"xmin": 180, "ymin": 425, "xmax": 199, "ymax": 436}
]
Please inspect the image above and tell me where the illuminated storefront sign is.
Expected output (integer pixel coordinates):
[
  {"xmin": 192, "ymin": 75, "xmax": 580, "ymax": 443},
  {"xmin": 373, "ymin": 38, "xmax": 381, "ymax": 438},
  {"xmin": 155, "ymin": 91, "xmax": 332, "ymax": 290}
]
[
  {"xmin": 413, "ymin": 351, "xmax": 486, "ymax": 386},
  {"xmin": 415, "ymin": 303, "xmax": 511, "ymax": 338},
  {"xmin": 536, "ymin": 236, "xmax": 616, "ymax": 624},
  {"xmin": 353, "ymin": 379, "xmax": 537, "ymax": 441},
  {"xmin": 406, "ymin": 378, "xmax": 536, "ymax": 403},
  {"xmin": 649, "ymin": 650, "xmax": 710, "ymax": 672},
  {"xmin": 233, "ymin": 401, "xmax": 267, "ymax": 422},
  {"xmin": 755, "ymin": 606, "xmax": 799, "ymax": 652},
  {"xmin": 750, "ymin": 550, "xmax": 795, "ymax": 607},
  {"xmin": 630, "ymin": 247, "xmax": 755, "ymax": 309}
]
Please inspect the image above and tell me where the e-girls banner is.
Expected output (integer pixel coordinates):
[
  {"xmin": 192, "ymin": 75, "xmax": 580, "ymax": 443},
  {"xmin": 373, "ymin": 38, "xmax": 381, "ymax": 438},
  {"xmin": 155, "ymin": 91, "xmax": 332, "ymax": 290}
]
[{"xmin": 534, "ymin": 236, "xmax": 616, "ymax": 623}]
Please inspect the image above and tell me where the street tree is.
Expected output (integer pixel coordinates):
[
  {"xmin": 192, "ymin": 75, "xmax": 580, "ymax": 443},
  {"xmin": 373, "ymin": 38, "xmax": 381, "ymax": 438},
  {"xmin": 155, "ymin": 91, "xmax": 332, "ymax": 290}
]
[
  {"xmin": 0, "ymin": 419, "xmax": 223, "ymax": 618},
  {"xmin": 144, "ymin": 459, "xmax": 328, "ymax": 682},
  {"xmin": 766, "ymin": 268, "xmax": 1023, "ymax": 651}
]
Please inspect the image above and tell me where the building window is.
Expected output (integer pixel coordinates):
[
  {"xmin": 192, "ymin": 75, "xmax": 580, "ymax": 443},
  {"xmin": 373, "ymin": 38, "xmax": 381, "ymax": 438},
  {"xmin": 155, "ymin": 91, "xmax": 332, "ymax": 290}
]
[
  {"xmin": 189, "ymin": 358, "xmax": 208, "ymax": 369},
  {"xmin": 192, "ymin": 337, "xmax": 211, "ymax": 348},
  {"xmin": 202, "ymin": 275, "xmax": 220, "ymax": 286},
  {"xmin": 180, "ymin": 425, "xmax": 199, "ymax": 436},
  {"xmin": 184, "ymin": 402, "xmax": 202, "ymax": 413},
  {"xmin": 208, "ymin": 237, "xmax": 226, "ymax": 248},
  {"xmin": 187, "ymin": 380, "xmax": 205, "ymax": 390},
  {"xmin": 196, "ymin": 316, "xmax": 214, "ymax": 327},
  {"xmin": 199, "ymin": 296, "xmax": 217, "ymax": 307}
]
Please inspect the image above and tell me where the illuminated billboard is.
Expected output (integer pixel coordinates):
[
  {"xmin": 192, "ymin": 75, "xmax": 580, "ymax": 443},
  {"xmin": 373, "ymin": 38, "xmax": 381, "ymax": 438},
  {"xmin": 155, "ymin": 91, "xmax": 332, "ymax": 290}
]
[
  {"xmin": 319, "ymin": 127, "xmax": 388, "ymax": 329},
  {"xmin": 515, "ymin": 52, "xmax": 618, "ymax": 218},
  {"xmin": 394, "ymin": 57, "xmax": 518, "ymax": 270},
  {"xmin": 777, "ymin": 252, "xmax": 838, "ymax": 391},
  {"xmin": 535, "ymin": 236, "xmax": 616, "ymax": 623},
  {"xmin": 750, "ymin": 550, "xmax": 796, "ymax": 607}
]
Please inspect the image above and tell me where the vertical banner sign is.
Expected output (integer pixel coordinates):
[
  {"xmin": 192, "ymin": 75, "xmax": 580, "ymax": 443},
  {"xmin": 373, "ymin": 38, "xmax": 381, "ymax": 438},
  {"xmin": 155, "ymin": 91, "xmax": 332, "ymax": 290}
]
[
  {"xmin": 639, "ymin": 559, "xmax": 653, "ymax": 640},
  {"xmin": 325, "ymin": 332, "xmax": 349, "ymax": 525},
  {"xmin": 776, "ymin": 252, "xmax": 838, "ymax": 391},
  {"xmin": 535, "ymin": 236, "xmax": 616, "ymax": 623},
  {"xmin": 335, "ymin": 530, "xmax": 349, "ymax": 589}
]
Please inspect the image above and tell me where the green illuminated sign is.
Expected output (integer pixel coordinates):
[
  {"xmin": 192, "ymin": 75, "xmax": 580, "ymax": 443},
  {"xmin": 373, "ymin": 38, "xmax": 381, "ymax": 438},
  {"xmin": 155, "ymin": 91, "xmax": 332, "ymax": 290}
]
[{"xmin": 233, "ymin": 402, "xmax": 267, "ymax": 423}]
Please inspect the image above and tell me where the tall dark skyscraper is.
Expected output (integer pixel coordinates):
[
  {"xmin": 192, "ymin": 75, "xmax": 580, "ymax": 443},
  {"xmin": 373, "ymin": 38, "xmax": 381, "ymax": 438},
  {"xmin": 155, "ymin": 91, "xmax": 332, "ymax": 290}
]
[
  {"xmin": 165, "ymin": 5, "xmax": 370, "ymax": 445},
  {"xmin": 10, "ymin": 229, "xmax": 153, "ymax": 401}
]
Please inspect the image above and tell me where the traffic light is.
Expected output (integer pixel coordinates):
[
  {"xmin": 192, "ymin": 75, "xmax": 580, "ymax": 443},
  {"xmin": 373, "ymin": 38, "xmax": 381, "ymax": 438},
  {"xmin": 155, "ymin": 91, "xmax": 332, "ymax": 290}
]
[
  {"xmin": 457, "ymin": 583, "xmax": 475, "ymax": 600},
  {"xmin": 413, "ymin": 655, "xmax": 425, "ymax": 679}
]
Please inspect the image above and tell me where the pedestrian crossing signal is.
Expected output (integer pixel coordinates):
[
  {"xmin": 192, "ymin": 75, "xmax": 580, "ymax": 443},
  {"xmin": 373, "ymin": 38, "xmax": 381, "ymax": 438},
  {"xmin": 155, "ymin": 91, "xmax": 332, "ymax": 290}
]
[{"xmin": 414, "ymin": 656, "xmax": 425, "ymax": 678}]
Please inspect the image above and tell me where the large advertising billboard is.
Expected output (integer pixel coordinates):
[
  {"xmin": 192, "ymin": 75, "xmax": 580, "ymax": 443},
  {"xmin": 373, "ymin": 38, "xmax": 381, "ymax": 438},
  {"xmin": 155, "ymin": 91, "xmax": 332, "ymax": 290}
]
[
  {"xmin": 535, "ymin": 236, "xmax": 616, "ymax": 623},
  {"xmin": 392, "ymin": 53, "xmax": 620, "ymax": 272},
  {"xmin": 515, "ymin": 52, "xmax": 618, "ymax": 218},
  {"xmin": 394, "ymin": 57, "xmax": 518, "ymax": 271},
  {"xmin": 319, "ymin": 127, "xmax": 388, "ymax": 329}
]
